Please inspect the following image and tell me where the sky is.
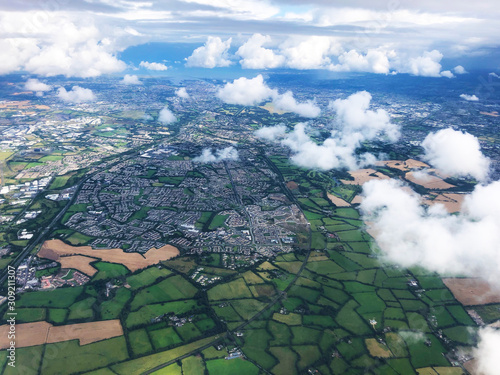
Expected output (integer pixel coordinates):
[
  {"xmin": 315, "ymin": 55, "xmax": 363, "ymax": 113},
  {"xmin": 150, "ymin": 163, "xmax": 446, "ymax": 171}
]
[{"xmin": 1, "ymin": 0, "xmax": 499, "ymax": 78}]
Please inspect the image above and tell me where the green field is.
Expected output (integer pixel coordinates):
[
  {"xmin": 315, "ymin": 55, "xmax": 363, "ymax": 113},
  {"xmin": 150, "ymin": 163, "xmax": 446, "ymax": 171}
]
[
  {"xmin": 49, "ymin": 174, "xmax": 74, "ymax": 190},
  {"xmin": 66, "ymin": 231, "xmax": 93, "ymax": 245},
  {"xmin": 207, "ymin": 278, "xmax": 253, "ymax": 300},
  {"xmin": 101, "ymin": 288, "xmax": 132, "ymax": 320},
  {"xmin": 149, "ymin": 327, "xmax": 183, "ymax": 349},
  {"xmin": 129, "ymin": 329, "xmax": 153, "ymax": 356},
  {"xmin": 17, "ymin": 287, "xmax": 84, "ymax": 308},
  {"xmin": 175, "ymin": 324, "xmax": 203, "ymax": 342},
  {"xmin": 48, "ymin": 308, "xmax": 67, "ymax": 324},
  {"xmin": 92, "ymin": 261, "xmax": 130, "ymax": 281},
  {"xmin": 39, "ymin": 337, "xmax": 128, "ymax": 375},
  {"xmin": 181, "ymin": 356, "xmax": 205, "ymax": 375},
  {"xmin": 126, "ymin": 267, "xmax": 172, "ymax": 289},
  {"xmin": 5, "ymin": 307, "xmax": 46, "ymax": 323},
  {"xmin": 206, "ymin": 358, "xmax": 259, "ymax": 375},
  {"xmin": 126, "ymin": 300, "xmax": 199, "ymax": 328},
  {"xmin": 68, "ymin": 297, "xmax": 96, "ymax": 320},
  {"xmin": 130, "ymin": 275, "xmax": 197, "ymax": 310},
  {"xmin": 111, "ymin": 336, "xmax": 218, "ymax": 375},
  {"xmin": 208, "ymin": 214, "xmax": 228, "ymax": 230}
]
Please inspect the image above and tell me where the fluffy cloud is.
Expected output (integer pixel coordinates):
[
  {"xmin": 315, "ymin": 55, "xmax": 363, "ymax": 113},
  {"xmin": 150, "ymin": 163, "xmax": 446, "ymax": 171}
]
[
  {"xmin": 281, "ymin": 123, "xmax": 360, "ymax": 170},
  {"xmin": 139, "ymin": 61, "xmax": 168, "ymax": 71},
  {"xmin": 231, "ymin": 35, "xmax": 460, "ymax": 78},
  {"xmin": 217, "ymin": 74, "xmax": 320, "ymax": 117},
  {"xmin": 460, "ymin": 94, "xmax": 479, "ymax": 101},
  {"xmin": 489, "ymin": 72, "xmax": 500, "ymax": 79},
  {"xmin": 175, "ymin": 87, "xmax": 190, "ymax": 99},
  {"xmin": 158, "ymin": 106, "xmax": 177, "ymax": 124},
  {"xmin": 0, "ymin": 18, "xmax": 126, "ymax": 78},
  {"xmin": 360, "ymin": 179, "xmax": 500, "ymax": 287},
  {"xmin": 270, "ymin": 91, "xmax": 399, "ymax": 170},
  {"xmin": 217, "ymin": 75, "xmax": 274, "ymax": 106},
  {"xmin": 121, "ymin": 74, "xmax": 142, "ymax": 85},
  {"xmin": 330, "ymin": 49, "xmax": 392, "ymax": 74},
  {"xmin": 440, "ymin": 70, "xmax": 455, "ymax": 78},
  {"xmin": 183, "ymin": 33, "xmax": 469, "ymax": 77},
  {"xmin": 193, "ymin": 146, "xmax": 239, "ymax": 163},
  {"xmin": 272, "ymin": 91, "xmax": 321, "ymax": 118},
  {"xmin": 185, "ymin": 37, "xmax": 232, "ymax": 68},
  {"xmin": 454, "ymin": 65, "xmax": 468, "ymax": 74},
  {"xmin": 24, "ymin": 42, "xmax": 125, "ymax": 78},
  {"xmin": 236, "ymin": 34, "xmax": 285, "ymax": 69},
  {"xmin": 422, "ymin": 128, "xmax": 490, "ymax": 181},
  {"xmin": 57, "ymin": 86, "xmax": 96, "ymax": 103},
  {"xmin": 474, "ymin": 328, "xmax": 500, "ymax": 375},
  {"xmin": 255, "ymin": 124, "xmax": 287, "ymax": 141},
  {"xmin": 329, "ymin": 91, "xmax": 400, "ymax": 142},
  {"xmin": 407, "ymin": 50, "xmax": 445, "ymax": 77},
  {"xmin": 280, "ymin": 36, "xmax": 342, "ymax": 70},
  {"xmin": 24, "ymin": 78, "xmax": 51, "ymax": 93}
]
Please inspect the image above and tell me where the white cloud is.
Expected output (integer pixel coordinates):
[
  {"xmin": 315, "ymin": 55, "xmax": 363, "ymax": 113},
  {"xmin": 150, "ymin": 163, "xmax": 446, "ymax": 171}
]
[
  {"xmin": 330, "ymin": 49, "xmax": 392, "ymax": 74},
  {"xmin": 158, "ymin": 106, "xmax": 177, "ymax": 124},
  {"xmin": 489, "ymin": 72, "xmax": 500, "ymax": 79},
  {"xmin": 474, "ymin": 328, "xmax": 500, "ymax": 375},
  {"xmin": 181, "ymin": 0, "xmax": 278, "ymax": 20},
  {"xmin": 0, "ymin": 39, "xmax": 38, "ymax": 75},
  {"xmin": 460, "ymin": 94, "xmax": 479, "ymax": 101},
  {"xmin": 281, "ymin": 123, "xmax": 360, "ymax": 170},
  {"xmin": 217, "ymin": 74, "xmax": 321, "ymax": 117},
  {"xmin": 0, "ymin": 14, "xmax": 127, "ymax": 78},
  {"xmin": 454, "ymin": 65, "xmax": 468, "ymax": 74},
  {"xmin": 407, "ymin": 50, "xmax": 444, "ymax": 77},
  {"xmin": 193, "ymin": 146, "xmax": 239, "ymax": 163},
  {"xmin": 236, "ymin": 34, "xmax": 285, "ymax": 69},
  {"xmin": 121, "ymin": 74, "xmax": 142, "ymax": 85},
  {"xmin": 185, "ymin": 36, "xmax": 232, "ymax": 68},
  {"xmin": 422, "ymin": 128, "xmax": 490, "ymax": 181},
  {"xmin": 217, "ymin": 74, "xmax": 275, "ymax": 106},
  {"xmin": 329, "ymin": 91, "xmax": 400, "ymax": 142},
  {"xmin": 175, "ymin": 87, "xmax": 190, "ymax": 99},
  {"xmin": 360, "ymin": 179, "xmax": 500, "ymax": 287},
  {"xmin": 139, "ymin": 61, "xmax": 168, "ymax": 71},
  {"xmin": 24, "ymin": 41, "xmax": 125, "ymax": 78},
  {"xmin": 0, "ymin": 18, "xmax": 126, "ymax": 78},
  {"xmin": 440, "ymin": 70, "xmax": 455, "ymax": 78},
  {"xmin": 272, "ymin": 91, "xmax": 399, "ymax": 170},
  {"xmin": 272, "ymin": 91, "xmax": 321, "ymax": 118},
  {"xmin": 24, "ymin": 78, "xmax": 51, "ymax": 93},
  {"xmin": 280, "ymin": 36, "xmax": 342, "ymax": 70},
  {"xmin": 254, "ymin": 124, "xmax": 287, "ymax": 141},
  {"xmin": 57, "ymin": 86, "xmax": 96, "ymax": 103}
]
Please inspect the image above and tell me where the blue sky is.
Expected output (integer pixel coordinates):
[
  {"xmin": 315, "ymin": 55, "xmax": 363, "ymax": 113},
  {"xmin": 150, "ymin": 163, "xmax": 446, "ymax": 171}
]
[{"xmin": 0, "ymin": 0, "xmax": 499, "ymax": 78}]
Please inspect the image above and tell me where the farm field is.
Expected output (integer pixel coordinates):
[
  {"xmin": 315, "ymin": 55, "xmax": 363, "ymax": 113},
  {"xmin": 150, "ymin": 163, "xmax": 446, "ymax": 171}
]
[
  {"xmin": 0, "ymin": 320, "xmax": 123, "ymax": 349},
  {"xmin": 38, "ymin": 239, "xmax": 179, "ymax": 273}
]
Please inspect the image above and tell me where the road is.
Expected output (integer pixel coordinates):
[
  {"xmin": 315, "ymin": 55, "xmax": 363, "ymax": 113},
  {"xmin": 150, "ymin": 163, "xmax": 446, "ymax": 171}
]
[{"xmin": 223, "ymin": 160, "xmax": 256, "ymax": 245}]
